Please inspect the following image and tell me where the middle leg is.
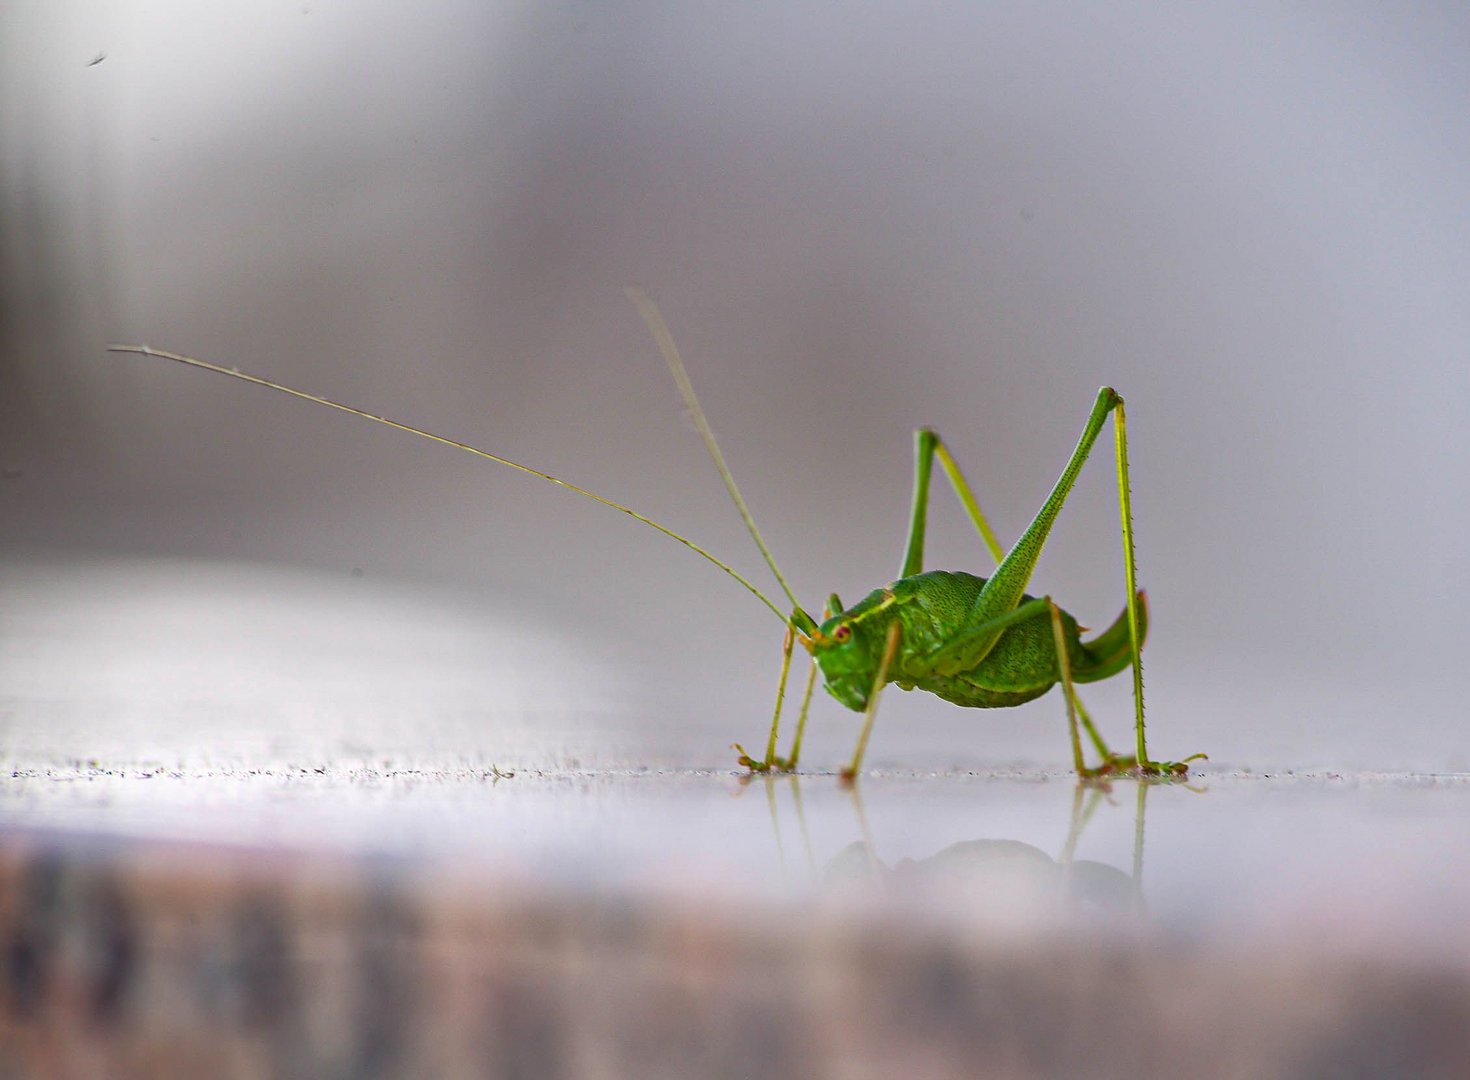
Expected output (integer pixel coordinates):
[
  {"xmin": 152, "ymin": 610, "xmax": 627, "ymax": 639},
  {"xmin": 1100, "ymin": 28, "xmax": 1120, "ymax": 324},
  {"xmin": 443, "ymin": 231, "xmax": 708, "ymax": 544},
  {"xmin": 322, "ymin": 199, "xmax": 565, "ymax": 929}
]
[{"xmin": 898, "ymin": 428, "xmax": 1008, "ymax": 579}]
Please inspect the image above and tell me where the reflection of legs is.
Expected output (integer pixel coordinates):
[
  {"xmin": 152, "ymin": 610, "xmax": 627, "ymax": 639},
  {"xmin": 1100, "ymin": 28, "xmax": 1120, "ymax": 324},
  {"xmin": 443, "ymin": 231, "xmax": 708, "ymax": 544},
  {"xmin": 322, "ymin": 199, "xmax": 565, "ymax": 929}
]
[
  {"xmin": 787, "ymin": 775, "xmax": 817, "ymax": 874},
  {"xmin": 1133, "ymin": 781, "xmax": 1148, "ymax": 909},
  {"xmin": 840, "ymin": 621, "xmax": 903, "ymax": 784},
  {"xmin": 845, "ymin": 773, "xmax": 882, "ymax": 874},
  {"xmin": 762, "ymin": 778, "xmax": 788, "ymax": 885},
  {"xmin": 1058, "ymin": 782, "xmax": 1107, "ymax": 864},
  {"xmin": 899, "ymin": 429, "xmax": 1007, "ymax": 579}
]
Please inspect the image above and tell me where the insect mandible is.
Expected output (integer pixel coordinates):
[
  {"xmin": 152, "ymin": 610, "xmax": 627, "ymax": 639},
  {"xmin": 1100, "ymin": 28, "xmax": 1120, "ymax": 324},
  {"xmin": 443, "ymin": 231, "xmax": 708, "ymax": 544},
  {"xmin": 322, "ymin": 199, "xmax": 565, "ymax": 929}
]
[{"xmin": 110, "ymin": 289, "xmax": 1205, "ymax": 781}]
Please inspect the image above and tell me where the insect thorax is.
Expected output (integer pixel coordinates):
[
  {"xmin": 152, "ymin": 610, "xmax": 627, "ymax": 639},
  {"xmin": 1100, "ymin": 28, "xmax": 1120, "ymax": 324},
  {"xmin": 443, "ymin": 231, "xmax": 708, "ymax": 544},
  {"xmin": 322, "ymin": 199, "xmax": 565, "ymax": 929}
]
[{"xmin": 814, "ymin": 571, "xmax": 1072, "ymax": 712}]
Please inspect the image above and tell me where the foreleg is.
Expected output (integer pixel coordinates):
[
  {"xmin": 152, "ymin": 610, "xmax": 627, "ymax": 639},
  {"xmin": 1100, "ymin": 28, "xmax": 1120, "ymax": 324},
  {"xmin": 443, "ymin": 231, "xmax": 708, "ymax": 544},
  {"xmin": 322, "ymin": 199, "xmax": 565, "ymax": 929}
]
[
  {"xmin": 839, "ymin": 621, "xmax": 903, "ymax": 784},
  {"xmin": 735, "ymin": 624, "xmax": 798, "ymax": 772}
]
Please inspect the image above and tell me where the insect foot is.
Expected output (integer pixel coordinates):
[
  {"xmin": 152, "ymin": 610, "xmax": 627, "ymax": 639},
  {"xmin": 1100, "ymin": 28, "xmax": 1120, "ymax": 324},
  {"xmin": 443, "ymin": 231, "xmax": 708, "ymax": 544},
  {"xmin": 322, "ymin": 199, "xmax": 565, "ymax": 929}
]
[
  {"xmin": 1135, "ymin": 753, "xmax": 1208, "ymax": 778},
  {"xmin": 1078, "ymin": 751, "xmax": 1206, "ymax": 783},
  {"xmin": 732, "ymin": 743, "xmax": 773, "ymax": 773},
  {"xmin": 1097, "ymin": 754, "xmax": 1207, "ymax": 780}
]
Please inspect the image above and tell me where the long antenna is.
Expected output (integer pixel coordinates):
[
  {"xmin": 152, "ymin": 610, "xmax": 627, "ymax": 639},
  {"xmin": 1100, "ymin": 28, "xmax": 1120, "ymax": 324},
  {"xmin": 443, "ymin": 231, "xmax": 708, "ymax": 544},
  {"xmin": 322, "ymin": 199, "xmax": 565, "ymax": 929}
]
[
  {"xmin": 106, "ymin": 343, "xmax": 790, "ymax": 625},
  {"xmin": 624, "ymin": 287, "xmax": 803, "ymax": 613}
]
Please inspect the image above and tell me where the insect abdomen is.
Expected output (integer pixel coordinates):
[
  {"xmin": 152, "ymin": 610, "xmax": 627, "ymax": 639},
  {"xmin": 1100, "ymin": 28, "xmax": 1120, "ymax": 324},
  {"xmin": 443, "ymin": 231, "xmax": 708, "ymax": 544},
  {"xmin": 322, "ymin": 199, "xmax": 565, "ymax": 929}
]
[
  {"xmin": 896, "ymin": 673, "xmax": 1053, "ymax": 709},
  {"xmin": 888, "ymin": 570, "xmax": 1082, "ymax": 708}
]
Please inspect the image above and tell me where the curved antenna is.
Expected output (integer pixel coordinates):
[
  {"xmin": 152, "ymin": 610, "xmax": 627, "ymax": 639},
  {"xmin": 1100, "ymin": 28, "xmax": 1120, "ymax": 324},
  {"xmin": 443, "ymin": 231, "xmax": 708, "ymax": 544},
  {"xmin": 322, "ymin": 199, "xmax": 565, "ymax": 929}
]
[
  {"xmin": 106, "ymin": 343, "xmax": 789, "ymax": 625},
  {"xmin": 624, "ymin": 287, "xmax": 803, "ymax": 614}
]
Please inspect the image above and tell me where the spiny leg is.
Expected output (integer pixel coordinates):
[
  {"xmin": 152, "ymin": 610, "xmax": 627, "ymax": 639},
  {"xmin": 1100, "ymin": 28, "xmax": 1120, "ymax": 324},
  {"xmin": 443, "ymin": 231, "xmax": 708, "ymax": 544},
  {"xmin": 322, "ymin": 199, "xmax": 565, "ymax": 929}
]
[
  {"xmin": 918, "ymin": 388, "xmax": 1198, "ymax": 773},
  {"xmin": 1112, "ymin": 401, "xmax": 1206, "ymax": 776},
  {"xmin": 734, "ymin": 624, "xmax": 796, "ymax": 771},
  {"xmin": 900, "ymin": 429, "xmax": 1007, "ymax": 578},
  {"xmin": 1113, "ymin": 400, "xmax": 1149, "ymax": 769},
  {"xmin": 1052, "ymin": 599, "xmax": 1150, "ymax": 779},
  {"xmin": 840, "ymin": 621, "xmax": 903, "ymax": 784}
]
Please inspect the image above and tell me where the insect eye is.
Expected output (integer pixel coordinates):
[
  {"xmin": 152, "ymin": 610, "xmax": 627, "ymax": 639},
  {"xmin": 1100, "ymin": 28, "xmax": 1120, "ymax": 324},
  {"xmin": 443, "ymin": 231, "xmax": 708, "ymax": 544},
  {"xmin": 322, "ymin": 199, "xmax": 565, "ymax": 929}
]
[{"xmin": 833, "ymin": 623, "xmax": 852, "ymax": 643}]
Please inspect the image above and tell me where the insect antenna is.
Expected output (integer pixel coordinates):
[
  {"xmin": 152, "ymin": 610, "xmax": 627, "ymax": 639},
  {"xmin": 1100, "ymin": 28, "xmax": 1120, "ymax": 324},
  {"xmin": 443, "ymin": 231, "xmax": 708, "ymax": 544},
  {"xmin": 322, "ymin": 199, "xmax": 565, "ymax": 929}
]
[
  {"xmin": 625, "ymin": 287, "xmax": 811, "ymax": 632},
  {"xmin": 106, "ymin": 343, "xmax": 791, "ymax": 625}
]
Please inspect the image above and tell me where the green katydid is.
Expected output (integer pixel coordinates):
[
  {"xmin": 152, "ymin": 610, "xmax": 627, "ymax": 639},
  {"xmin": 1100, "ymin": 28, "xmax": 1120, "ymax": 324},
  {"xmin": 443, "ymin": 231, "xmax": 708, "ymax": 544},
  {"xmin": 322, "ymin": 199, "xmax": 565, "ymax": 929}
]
[{"xmin": 109, "ymin": 289, "xmax": 1203, "ymax": 780}]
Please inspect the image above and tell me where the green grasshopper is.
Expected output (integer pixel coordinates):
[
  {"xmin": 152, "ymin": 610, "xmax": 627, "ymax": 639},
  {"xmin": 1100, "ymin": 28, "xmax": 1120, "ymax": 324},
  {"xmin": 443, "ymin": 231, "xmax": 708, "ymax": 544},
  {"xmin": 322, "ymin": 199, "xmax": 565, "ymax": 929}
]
[{"xmin": 110, "ymin": 290, "xmax": 1203, "ymax": 781}]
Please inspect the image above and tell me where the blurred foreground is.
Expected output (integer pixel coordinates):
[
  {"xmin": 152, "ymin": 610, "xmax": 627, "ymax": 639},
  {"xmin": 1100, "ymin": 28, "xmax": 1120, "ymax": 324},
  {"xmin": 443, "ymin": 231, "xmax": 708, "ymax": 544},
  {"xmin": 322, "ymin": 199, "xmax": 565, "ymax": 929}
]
[{"xmin": 4, "ymin": 766, "xmax": 1470, "ymax": 1079}]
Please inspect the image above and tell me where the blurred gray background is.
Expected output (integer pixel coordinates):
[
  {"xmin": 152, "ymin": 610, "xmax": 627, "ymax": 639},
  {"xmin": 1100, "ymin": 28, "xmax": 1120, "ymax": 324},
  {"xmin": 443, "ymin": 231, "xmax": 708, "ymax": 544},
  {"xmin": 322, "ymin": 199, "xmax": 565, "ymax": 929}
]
[{"xmin": 2, "ymin": 1, "xmax": 1467, "ymax": 772}]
